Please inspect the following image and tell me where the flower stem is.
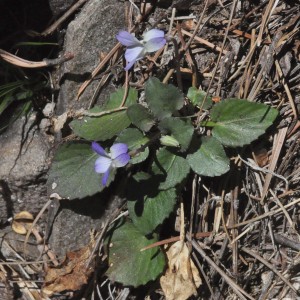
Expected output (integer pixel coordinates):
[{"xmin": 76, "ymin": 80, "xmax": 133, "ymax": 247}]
[{"xmin": 167, "ymin": 36, "xmax": 183, "ymax": 91}]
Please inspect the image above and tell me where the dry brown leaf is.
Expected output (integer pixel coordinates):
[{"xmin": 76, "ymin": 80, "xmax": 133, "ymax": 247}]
[
  {"xmin": 14, "ymin": 211, "xmax": 34, "ymax": 221},
  {"xmin": 12, "ymin": 222, "xmax": 27, "ymax": 235},
  {"xmin": 181, "ymin": 20, "xmax": 195, "ymax": 31},
  {"xmin": 253, "ymin": 147, "xmax": 269, "ymax": 167},
  {"xmin": 160, "ymin": 240, "xmax": 202, "ymax": 300},
  {"xmin": 42, "ymin": 241, "xmax": 94, "ymax": 296},
  {"xmin": 12, "ymin": 211, "xmax": 34, "ymax": 235}
]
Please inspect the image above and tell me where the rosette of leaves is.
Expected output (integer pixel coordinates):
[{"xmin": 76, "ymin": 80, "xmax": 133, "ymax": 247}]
[{"xmin": 47, "ymin": 77, "xmax": 279, "ymax": 288}]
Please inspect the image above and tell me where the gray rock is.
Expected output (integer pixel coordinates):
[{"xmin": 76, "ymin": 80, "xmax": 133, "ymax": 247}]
[
  {"xmin": 48, "ymin": 195, "xmax": 124, "ymax": 259},
  {"xmin": 0, "ymin": 113, "xmax": 51, "ymax": 224},
  {"xmin": 56, "ymin": 0, "xmax": 125, "ymax": 115},
  {"xmin": 47, "ymin": 0, "xmax": 126, "ymax": 257},
  {"xmin": 49, "ymin": 0, "xmax": 76, "ymax": 17}
]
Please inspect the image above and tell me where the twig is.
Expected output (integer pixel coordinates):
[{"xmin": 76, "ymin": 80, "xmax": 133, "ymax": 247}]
[
  {"xmin": 140, "ymin": 231, "xmax": 211, "ymax": 251},
  {"xmin": 273, "ymin": 233, "xmax": 300, "ymax": 251},
  {"xmin": 183, "ymin": 0, "xmax": 209, "ymax": 52},
  {"xmin": 167, "ymin": 37, "xmax": 183, "ymax": 91},
  {"xmin": 260, "ymin": 127, "xmax": 288, "ymax": 203},
  {"xmin": 0, "ymin": 50, "xmax": 74, "ymax": 68},
  {"xmin": 190, "ymin": 239, "xmax": 255, "ymax": 300},
  {"xmin": 77, "ymin": 42, "xmax": 122, "ymax": 99},
  {"xmin": 227, "ymin": 197, "xmax": 300, "ymax": 229},
  {"xmin": 41, "ymin": 0, "xmax": 89, "ymax": 36},
  {"xmin": 77, "ymin": 2, "xmax": 155, "ymax": 99},
  {"xmin": 241, "ymin": 247, "xmax": 297, "ymax": 294},
  {"xmin": 238, "ymin": 155, "xmax": 288, "ymax": 192},
  {"xmin": 181, "ymin": 29, "xmax": 228, "ymax": 54},
  {"xmin": 24, "ymin": 200, "xmax": 52, "ymax": 258}
]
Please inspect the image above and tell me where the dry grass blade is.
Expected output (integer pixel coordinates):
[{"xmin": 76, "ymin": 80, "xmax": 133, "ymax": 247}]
[
  {"xmin": 41, "ymin": 0, "xmax": 89, "ymax": 36},
  {"xmin": 190, "ymin": 239, "xmax": 255, "ymax": 300},
  {"xmin": 241, "ymin": 247, "xmax": 298, "ymax": 294},
  {"xmin": 0, "ymin": 50, "xmax": 74, "ymax": 68},
  {"xmin": 260, "ymin": 127, "xmax": 288, "ymax": 203},
  {"xmin": 228, "ymin": 197, "xmax": 300, "ymax": 229}
]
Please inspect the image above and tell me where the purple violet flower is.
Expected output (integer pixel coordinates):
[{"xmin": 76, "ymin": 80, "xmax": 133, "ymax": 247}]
[
  {"xmin": 116, "ymin": 29, "xmax": 166, "ymax": 70},
  {"xmin": 92, "ymin": 142, "xmax": 130, "ymax": 186}
]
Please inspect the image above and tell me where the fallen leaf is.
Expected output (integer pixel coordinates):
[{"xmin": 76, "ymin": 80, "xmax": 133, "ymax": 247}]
[
  {"xmin": 160, "ymin": 240, "xmax": 202, "ymax": 300},
  {"xmin": 160, "ymin": 203, "xmax": 202, "ymax": 300},
  {"xmin": 42, "ymin": 240, "xmax": 95, "ymax": 296},
  {"xmin": 12, "ymin": 211, "xmax": 34, "ymax": 235},
  {"xmin": 253, "ymin": 147, "xmax": 269, "ymax": 167},
  {"xmin": 14, "ymin": 211, "xmax": 34, "ymax": 221}
]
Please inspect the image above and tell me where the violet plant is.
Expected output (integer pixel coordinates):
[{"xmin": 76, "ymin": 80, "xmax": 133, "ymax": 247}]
[
  {"xmin": 92, "ymin": 142, "xmax": 130, "ymax": 186},
  {"xmin": 116, "ymin": 29, "xmax": 166, "ymax": 70},
  {"xmin": 47, "ymin": 27, "xmax": 279, "ymax": 287}
]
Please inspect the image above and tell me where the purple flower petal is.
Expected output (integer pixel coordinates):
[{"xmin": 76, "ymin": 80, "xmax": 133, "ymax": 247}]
[
  {"xmin": 143, "ymin": 29, "xmax": 165, "ymax": 42},
  {"xmin": 116, "ymin": 31, "xmax": 141, "ymax": 47},
  {"xmin": 124, "ymin": 46, "xmax": 144, "ymax": 62},
  {"xmin": 110, "ymin": 143, "xmax": 128, "ymax": 160},
  {"xmin": 92, "ymin": 142, "xmax": 108, "ymax": 156},
  {"xmin": 124, "ymin": 59, "xmax": 136, "ymax": 71},
  {"xmin": 102, "ymin": 169, "xmax": 110, "ymax": 186},
  {"xmin": 95, "ymin": 156, "xmax": 112, "ymax": 173},
  {"xmin": 144, "ymin": 37, "xmax": 166, "ymax": 53},
  {"xmin": 113, "ymin": 153, "xmax": 130, "ymax": 168}
]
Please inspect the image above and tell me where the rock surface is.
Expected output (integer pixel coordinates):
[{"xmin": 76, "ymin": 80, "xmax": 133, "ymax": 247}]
[
  {"xmin": 0, "ymin": 114, "xmax": 51, "ymax": 224},
  {"xmin": 47, "ymin": 0, "xmax": 126, "ymax": 257},
  {"xmin": 56, "ymin": 0, "xmax": 125, "ymax": 115},
  {"xmin": 48, "ymin": 0, "xmax": 75, "ymax": 17},
  {"xmin": 0, "ymin": 0, "xmax": 127, "ymax": 259}
]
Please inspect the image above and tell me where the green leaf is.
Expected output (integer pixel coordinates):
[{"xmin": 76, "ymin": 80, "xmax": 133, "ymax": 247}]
[
  {"xmin": 159, "ymin": 117, "xmax": 194, "ymax": 151},
  {"xmin": 152, "ymin": 148, "xmax": 190, "ymax": 189},
  {"xmin": 47, "ymin": 142, "xmax": 113, "ymax": 199},
  {"xmin": 187, "ymin": 136, "xmax": 230, "ymax": 177},
  {"xmin": 187, "ymin": 87, "xmax": 212, "ymax": 109},
  {"xmin": 116, "ymin": 128, "xmax": 149, "ymax": 164},
  {"xmin": 210, "ymin": 99, "xmax": 278, "ymax": 147},
  {"xmin": 127, "ymin": 184, "xmax": 177, "ymax": 235},
  {"xmin": 145, "ymin": 77, "xmax": 184, "ymax": 120},
  {"xmin": 70, "ymin": 110, "xmax": 130, "ymax": 141},
  {"xmin": 70, "ymin": 87, "xmax": 138, "ymax": 141},
  {"xmin": 0, "ymin": 89, "xmax": 33, "ymax": 115},
  {"xmin": 127, "ymin": 104, "xmax": 155, "ymax": 132},
  {"xmin": 106, "ymin": 221, "xmax": 165, "ymax": 287},
  {"xmin": 104, "ymin": 87, "xmax": 137, "ymax": 110}
]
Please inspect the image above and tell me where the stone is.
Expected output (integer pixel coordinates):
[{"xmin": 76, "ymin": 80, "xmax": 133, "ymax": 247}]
[
  {"xmin": 55, "ymin": 0, "xmax": 125, "ymax": 115},
  {"xmin": 48, "ymin": 0, "xmax": 75, "ymax": 17},
  {"xmin": 47, "ymin": 0, "xmax": 126, "ymax": 257},
  {"xmin": 0, "ymin": 113, "xmax": 51, "ymax": 224}
]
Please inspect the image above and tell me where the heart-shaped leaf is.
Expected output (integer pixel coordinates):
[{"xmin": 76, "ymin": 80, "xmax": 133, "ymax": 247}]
[
  {"xmin": 159, "ymin": 117, "xmax": 194, "ymax": 151},
  {"xmin": 210, "ymin": 99, "xmax": 278, "ymax": 147},
  {"xmin": 187, "ymin": 136, "xmax": 230, "ymax": 177},
  {"xmin": 47, "ymin": 142, "xmax": 113, "ymax": 199},
  {"xmin": 106, "ymin": 221, "xmax": 165, "ymax": 287},
  {"xmin": 70, "ymin": 87, "xmax": 137, "ymax": 141},
  {"xmin": 145, "ymin": 77, "xmax": 184, "ymax": 120},
  {"xmin": 116, "ymin": 128, "xmax": 149, "ymax": 164},
  {"xmin": 70, "ymin": 110, "xmax": 131, "ymax": 141},
  {"xmin": 127, "ymin": 104, "xmax": 155, "ymax": 132},
  {"xmin": 127, "ymin": 181, "xmax": 177, "ymax": 235},
  {"xmin": 187, "ymin": 87, "xmax": 212, "ymax": 109},
  {"xmin": 152, "ymin": 148, "xmax": 190, "ymax": 189},
  {"xmin": 104, "ymin": 87, "xmax": 137, "ymax": 110}
]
